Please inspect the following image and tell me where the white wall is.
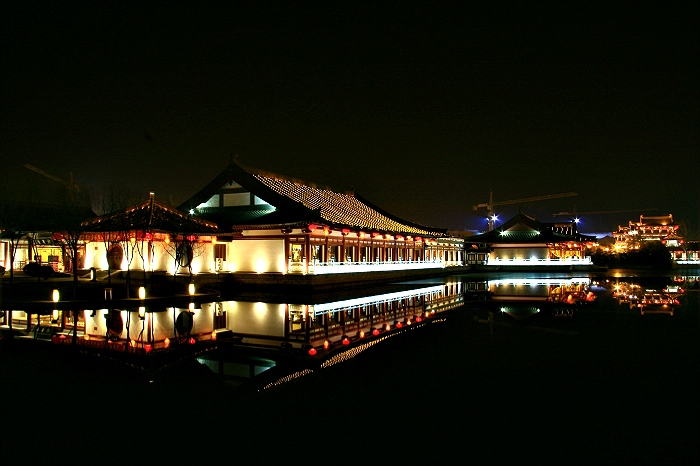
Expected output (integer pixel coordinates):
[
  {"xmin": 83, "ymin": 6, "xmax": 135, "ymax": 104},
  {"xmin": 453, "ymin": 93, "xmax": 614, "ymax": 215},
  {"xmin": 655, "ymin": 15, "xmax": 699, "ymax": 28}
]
[{"xmin": 228, "ymin": 239, "xmax": 285, "ymax": 273}]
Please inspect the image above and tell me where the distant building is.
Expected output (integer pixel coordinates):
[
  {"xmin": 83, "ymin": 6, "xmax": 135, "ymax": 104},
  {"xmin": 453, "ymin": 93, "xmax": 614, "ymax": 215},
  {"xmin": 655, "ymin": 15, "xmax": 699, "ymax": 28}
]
[
  {"xmin": 613, "ymin": 214, "xmax": 680, "ymax": 248},
  {"xmin": 465, "ymin": 212, "xmax": 597, "ymax": 267}
]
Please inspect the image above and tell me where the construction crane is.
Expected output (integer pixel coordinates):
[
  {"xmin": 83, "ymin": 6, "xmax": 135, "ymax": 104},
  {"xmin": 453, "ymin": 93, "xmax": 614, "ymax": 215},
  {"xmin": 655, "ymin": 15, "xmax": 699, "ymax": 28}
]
[
  {"xmin": 553, "ymin": 208, "xmax": 658, "ymax": 218},
  {"xmin": 473, "ymin": 189, "xmax": 577, "ymax": 231},
  {"xmin": 24, "ymin": 164, "xmax": 80, "ymax": 191}
]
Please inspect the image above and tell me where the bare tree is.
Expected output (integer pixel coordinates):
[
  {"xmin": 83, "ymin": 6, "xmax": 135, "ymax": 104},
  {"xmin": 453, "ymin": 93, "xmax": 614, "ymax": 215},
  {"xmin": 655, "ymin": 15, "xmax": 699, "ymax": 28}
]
[{"xmin": 52, "ymin": 186, "xmax": 94, "ymax": 299}]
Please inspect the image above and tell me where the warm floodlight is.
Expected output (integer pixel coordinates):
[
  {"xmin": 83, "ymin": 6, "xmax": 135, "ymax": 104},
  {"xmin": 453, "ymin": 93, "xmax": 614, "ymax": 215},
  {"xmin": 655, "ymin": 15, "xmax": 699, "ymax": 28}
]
[
  {"xmin": 138, "ymin": 307, "xmax": 145, "ymax": 320},
  {"xmin": 188, "ymin": 283, "xmax": 195, "ymax": 295},
  {"xmin": 52, "ymin": 289, "xmax": 59, "ymax": 303},
  {"xmin": 138, "ymin": 286, "xmax": 146, "ymax": 300}
]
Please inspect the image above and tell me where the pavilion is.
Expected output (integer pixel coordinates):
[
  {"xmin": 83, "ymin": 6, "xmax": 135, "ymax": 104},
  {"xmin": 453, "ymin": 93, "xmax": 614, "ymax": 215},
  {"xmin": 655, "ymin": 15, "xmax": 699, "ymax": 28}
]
[{"xmin": 465, "ymin": 212, "xmax": 597, "ymax": 268}]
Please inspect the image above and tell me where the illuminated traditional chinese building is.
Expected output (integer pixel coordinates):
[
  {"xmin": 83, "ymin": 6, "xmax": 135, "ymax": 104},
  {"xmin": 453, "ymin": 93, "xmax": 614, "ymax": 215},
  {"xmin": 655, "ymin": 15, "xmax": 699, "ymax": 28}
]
[
  {"xmin": 82, "ymin": 193, "xmax": 218, "ymax": 275},
  {"xmin": 613, "ymin": 214, "xmax": 680, "ymax": 249},
  {"xmin": 79, "ymin": 159, "xmax": 464, "ymax": 277},
  {"xmin": 175, "ymin": 158, "xmax": 463, "ymax": 274},
  {"xmin": 465, "ymin": 212, "xmax": 597, "ymax": 267}
]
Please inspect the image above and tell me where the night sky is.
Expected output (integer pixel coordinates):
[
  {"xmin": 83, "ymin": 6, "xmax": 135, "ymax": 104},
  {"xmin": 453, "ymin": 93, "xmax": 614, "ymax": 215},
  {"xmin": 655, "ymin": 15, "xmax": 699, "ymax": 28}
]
[{"xmin": 2, "ymin": 2, "xmax": 697, "ymax": 234}]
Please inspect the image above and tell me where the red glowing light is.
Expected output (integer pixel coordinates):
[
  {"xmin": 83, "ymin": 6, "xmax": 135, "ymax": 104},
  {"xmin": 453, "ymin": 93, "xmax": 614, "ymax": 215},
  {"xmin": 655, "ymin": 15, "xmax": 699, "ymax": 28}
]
[
  {"xmin": 416, "ymin": 316, "xmax": 422, "ymax": 322},
  {"xmin": 186, "ymin": 235, "xmax": 196, "ymax": 242},
  {"xmin": 372, "ymin": 328, "xmax": 380, "ymax": 336},
  {"xmin": 396, "ymin": 322, "xmax": 403, "ymax": 328},
  {"xmin": 145, "ymin": 233, "xmax": 153, "ymax": 241},
  {"xmin": 308, "ymin": 347, "xmax": 317, "ymax": 356},
  {"xmin": 307, "ymin": 224, "xmax": 317, "ymax": 231},
  {"xmin": 144, "ymin": 344, "xmax": 152, "ymax": 353},
  {"xmin": 341, "ymin": 228, "xmax": 350, "ymax": 234},
  {"xmin": 187, "ymin": 337, "xmax": 196, "ymax": 345},
  {"xmin": 342, "ymin": 336, "xmax": 350, "ymax": 345}
]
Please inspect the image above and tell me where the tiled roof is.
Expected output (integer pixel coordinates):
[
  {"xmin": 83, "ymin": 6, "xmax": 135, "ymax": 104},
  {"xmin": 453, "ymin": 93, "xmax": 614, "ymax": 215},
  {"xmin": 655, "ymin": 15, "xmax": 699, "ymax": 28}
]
[
  {"xmin": 253, "ymin": 174, "xmax": 443, "ymax": 235},
  {"xmin": 84, "ymin": 196, "xmax": 217, "ymax": 234},
  {"xmin": 467, "ymin": 212, "xmax": 596, "ymax": 244},
  {"xmin": 177, "ymin": 159, "xmax": 446, "ymax": 236}
]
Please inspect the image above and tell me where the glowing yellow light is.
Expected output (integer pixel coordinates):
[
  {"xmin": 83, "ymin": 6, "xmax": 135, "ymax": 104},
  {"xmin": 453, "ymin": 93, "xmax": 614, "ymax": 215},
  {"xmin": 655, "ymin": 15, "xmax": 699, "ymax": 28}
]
[
  {"xmin": 188, "ymin": 283, "xmax": 195, "ymax": 295},
  {"xmin": 52, "ymin": 289, "xmax": 59, "ymax": 302},
  {"xmin": 138, "ymin": 287, "xmax": 146, "ymax": 300},
  {"xmin": 84, "ymin": 334, "xmax": 90, "ymax": 341},
  {"xmin": 138, "ymin": 307, "xmax": 145, "ymax": 319}
]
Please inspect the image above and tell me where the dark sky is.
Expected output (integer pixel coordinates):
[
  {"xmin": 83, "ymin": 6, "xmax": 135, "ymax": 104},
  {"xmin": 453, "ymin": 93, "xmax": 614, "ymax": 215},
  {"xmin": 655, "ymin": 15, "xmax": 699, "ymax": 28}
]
[{"xmin": 2, "ymin": 2, "xmax": 697, "ymax": 234}]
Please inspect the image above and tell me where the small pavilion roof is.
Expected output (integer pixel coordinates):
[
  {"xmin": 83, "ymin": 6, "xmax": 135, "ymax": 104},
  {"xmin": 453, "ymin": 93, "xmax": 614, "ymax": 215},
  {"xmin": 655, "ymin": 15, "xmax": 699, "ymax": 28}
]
[
  {"xmin": 83, "ymin": 194, "xmax": 217, "ymax": 234},
  {"xmin": 178, "ymin": 158, "xmax": 447, "ymax": 236}
]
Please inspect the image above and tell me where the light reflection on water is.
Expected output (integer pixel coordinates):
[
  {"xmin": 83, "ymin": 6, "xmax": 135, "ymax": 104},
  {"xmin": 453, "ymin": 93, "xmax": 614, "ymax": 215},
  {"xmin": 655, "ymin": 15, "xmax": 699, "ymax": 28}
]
[{"xmin": 3, "ymin": 270, "xmax": 697, "ymax": 388}]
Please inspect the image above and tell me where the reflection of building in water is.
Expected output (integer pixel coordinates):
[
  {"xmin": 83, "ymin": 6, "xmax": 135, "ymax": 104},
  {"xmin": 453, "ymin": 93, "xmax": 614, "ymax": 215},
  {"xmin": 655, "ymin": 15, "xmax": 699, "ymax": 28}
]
[
  {"xmin": 488, "ymin": 278, "xmax": 595, "ymax": 304},
  {"xmin": 3, "ymin": 281, "xmax": 469, "ymax": 352},
  {"xmin": 227, "ymin": 282, "xmax": 466, "ymax": 348},
  {"xmin": 610, "ymin": 278, "xmax": 682, "ymax": 316}
]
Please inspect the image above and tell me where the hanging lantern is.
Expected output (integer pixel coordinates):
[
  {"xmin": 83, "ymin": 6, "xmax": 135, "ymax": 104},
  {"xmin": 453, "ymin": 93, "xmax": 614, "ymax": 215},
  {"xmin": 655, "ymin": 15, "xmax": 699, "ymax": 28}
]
[
  {"xmin": 308, "ymin": 347, "xmax": 317, "ymax": 356},
  {"xmin": 323, "ymin": 340, "xmax": 330, "ymax": 350},
  {"xmin": 385, "ymin": 323, "xmax": 391, "ymax": 331},
  {"xmin": 144, "ymin": 344, "xmax": 153, "ymax": 354},
  {"xmin": 342, "ymin": 335, "xmax": 350, "ymax": 345},
  {"xmin": 145, "ymin": 233, "xmax": 153, "ymax": 241},
  {"xmin": 211, "ymin": 331, "xmax": 217, "ymax": 341},
  {"xmin": 163, "ymin": 337, "xmax": 170, "ymax": 348},
  {"xmin": 372, "ymin": 328, "xmax": 380, "ymax": 336},
  {"xmin": 359, "ymin": 330, "xmax": 365, "ymax": 339},
  {"xmin": 187, "ymin": 337, "xmax": 196, "ymax": 345}
]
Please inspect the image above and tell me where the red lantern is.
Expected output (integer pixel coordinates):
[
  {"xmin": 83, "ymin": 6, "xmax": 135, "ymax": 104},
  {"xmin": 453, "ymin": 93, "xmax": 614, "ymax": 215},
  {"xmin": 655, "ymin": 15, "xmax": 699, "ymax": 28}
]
[
  {"xmin": 372, "ymin": 328, "xmax": 380, "ymax": 336},
  {"xmin": 145, "ymin": 233, "xmax": 153, "ymax": 241},
  {"xmin": 188, "ymin": 337, "xmax": 196, "ymax": 345},
  {"xmin": 342, "ymin": 336, "xmax": 350, "ymax": 345},
  {"xmin": 416, "ymin": 316, "xmax": 422, "ymax": 322},
  {"xmin": 396, "ymin": 322, "xmax": 403, "ymax": 328},
  {"xmin": 307, "ymin": 224, "xmax": 317, "ymax": 231},
  {"xmin": 186, "ymin": 235, "xmax": 196, "ymax": 242},
  {"xmin": 144, "ymin": 344, "xmax": 153, "ymax": 353},
  {"xmin": 308, "ymin": 347, "xmax": 317, "ymax": 356}
]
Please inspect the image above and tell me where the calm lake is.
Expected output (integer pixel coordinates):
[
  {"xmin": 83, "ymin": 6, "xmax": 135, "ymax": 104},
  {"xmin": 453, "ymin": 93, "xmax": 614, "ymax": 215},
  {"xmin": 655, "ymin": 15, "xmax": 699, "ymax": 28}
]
[{"xmin": 2, "ymin": 268, "xmax": 698, "ymax": 465}]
